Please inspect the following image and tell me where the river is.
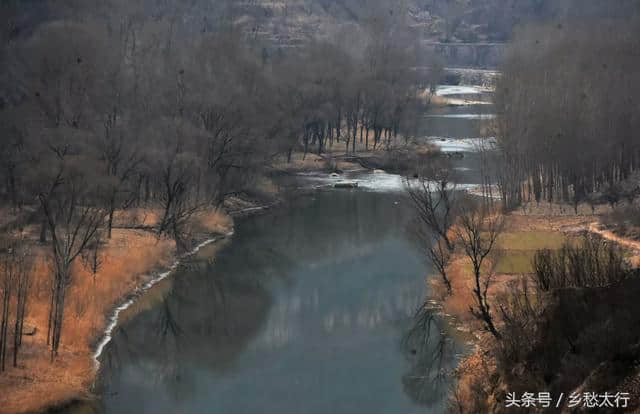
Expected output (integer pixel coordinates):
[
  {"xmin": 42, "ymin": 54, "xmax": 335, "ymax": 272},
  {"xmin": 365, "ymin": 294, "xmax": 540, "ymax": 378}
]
[
  {"xmin": 88, "ymin": 187, "xmax": 464, "ymax": 414},
  {"xmin": 71, "ymin": 83, "xmax": 493, "ymax": 414}
]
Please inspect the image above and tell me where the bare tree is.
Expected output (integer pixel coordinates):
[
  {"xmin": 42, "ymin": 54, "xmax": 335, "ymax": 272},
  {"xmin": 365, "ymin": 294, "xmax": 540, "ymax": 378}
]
[
  {"xmin": 0, "ymin": 0, "xmax": 443, "ymax": 368},
  {"xmin": 406, "ymin": 165, "xmax": 459, "ymax": 295},
  {"xmin": 12, "ymin": 242, "xmax": 31, "ymax": 368},
  {"xmin": 0, "ymin": 242, "xmax": 15, "ymax": 372},
  {"xmin": 496, "ymin": 19, "xmax": 640, "ymax": 211},
  {"xmin": 151, "ymin": 134, "xmax": 207, "ymax": 253},
  {"xmin": 0, "ymin": 113, "xmax": 28, "ymax": 210},
  {"xmin": 406, "ymin": 168, "xmax": 458, "ymax": 251},
  {"xmin": 38, "ymin": 154, "xmax": 106, "ymax": 359},
  {"xmin": 80, "ymin": 230, "xmax": 103, "ymax": 281},
  {"xmin": 454, "ymin": 199, "xmax": 503, "ymax": 340},
  {"xmin": 0, "ymin": 235, "xmax": 32, "ymax": 371},
  {"xmin": 98, "ymin": 123, "xmax": 143, "ymax": 238},
  {"xmin": 430, "ymin": 238, "xmax": 453, "ymax": 295}
]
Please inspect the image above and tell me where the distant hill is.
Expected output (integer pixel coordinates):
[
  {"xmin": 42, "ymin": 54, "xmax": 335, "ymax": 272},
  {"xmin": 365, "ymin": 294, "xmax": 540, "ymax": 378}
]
[
  {"xmin": 1, "ymin": 0, "xmax": 638, "ymax": 73},
  {"xmin": 216, "ymin": 0, "xmax": 640, "ymax": 46},
  {"xmin": 3, "ymin": 0, "xmax": 638, "ymax": 47}
]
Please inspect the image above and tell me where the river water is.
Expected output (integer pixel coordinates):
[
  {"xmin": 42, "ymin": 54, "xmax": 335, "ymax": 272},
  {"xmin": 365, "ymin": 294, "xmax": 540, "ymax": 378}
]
[
  {"xmin": 91, "ymin": 188, "xmax": 464, "ymax": 414},
  {"xmin": 80, "ymin": 84, "xmax": 493, "ymax": 414}
]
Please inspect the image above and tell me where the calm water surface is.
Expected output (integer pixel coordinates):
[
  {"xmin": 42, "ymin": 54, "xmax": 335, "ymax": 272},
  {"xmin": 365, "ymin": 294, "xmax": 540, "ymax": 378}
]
[{"xmin": 94, "ymin": 189, "xmax": 463, "ymax": 414}]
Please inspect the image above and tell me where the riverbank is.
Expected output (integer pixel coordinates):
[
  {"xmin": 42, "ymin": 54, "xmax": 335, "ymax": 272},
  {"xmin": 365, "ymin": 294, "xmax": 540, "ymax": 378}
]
[
  {"xmin": 271, "ymin": 144, "xmax": 441, "ymax": 178},
  {"xmin": 0, "ymin": 208, "xmax": 234, "ymax": 414},
  {"xmin": 430, "ymin": 202, "xmax": 640, "ymax": 412},
  {"xmin": 0, "ymin": 141, "xmax": 417, "ymax": 413},
  {"xmin": 88, "ymin": 173, "xmax": 440, "ymax": 413}
]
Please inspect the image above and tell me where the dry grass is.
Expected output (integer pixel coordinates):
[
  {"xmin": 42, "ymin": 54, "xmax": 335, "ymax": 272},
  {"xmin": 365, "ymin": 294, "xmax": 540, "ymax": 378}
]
[
  {"xmin": 0, "ymin": 208, "xmax": 231, "ymax": 414},
  {"xmin": 432, "ymin": 214, "xmax": 592, "ymax": 329},
  {"xmin": 193, "ymin": 208, "xmax": 233, "ymax": 234},
  {"xmin": 589, "ymin": 222, "xmax": 640, "ymax": 267},
  {"xmin": 252, "ymin": 176, "xmax": 279, "ymax": 197},
  {"xmin": 272, "ymin": 151, "xmax": 364, "ymax": 173},
  {"xmin": 271, "ymin": 127, "xmax": 439, "ymax": 174},
  {"xmin": 434, "ymin": 204, "xmax": 640, "ymax": 412}
]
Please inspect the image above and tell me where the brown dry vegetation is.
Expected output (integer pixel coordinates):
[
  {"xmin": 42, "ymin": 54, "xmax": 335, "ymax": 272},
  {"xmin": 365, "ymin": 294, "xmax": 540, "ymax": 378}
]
[
  {"xmin": 0, "ymin": 208, "xmax": 231, "ymax": 414},
  {"xmin": 431, "ymin": 211, "xmax": 580, "ymax": 326},
  {"xmin": 272, "ymin": 145, "xmax": 440, "ymax": 177},
  {"xmin": 420, "ymin": 90, "xmax": 492, "ymax": 107},
  {"xmin": 268, "ymin": 119, "xmax": 442, "ymax": 175},
  {"xmin": 271, "ymin": 152, "xmax": 364, "ymax": 174},
  {"xmin": 427, "ymin": 204, "xmax": 640, "ymax": 412}
]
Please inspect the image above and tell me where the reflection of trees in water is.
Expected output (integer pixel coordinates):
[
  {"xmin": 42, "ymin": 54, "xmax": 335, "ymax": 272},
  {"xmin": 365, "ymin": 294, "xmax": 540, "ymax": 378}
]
[
  {"xmin": 97, "ymin": 296, "xmax": 190, "ymax": 402},
  {"xmin": 250, "ymin": 191, "xmax": 414, "ymax": 266},
  {"xmin": 401, "ymin": 303, "xmax": 458, "ymax": 408},
  {"xmin": 150, "ymin": 296, "xmax": 194, "ymax": 402},
  {"xmin": 97, "ymin": 248, "xmax": 286, "ymax": 403},
  {"xmin": 158, "ymin": 297, "xmax": 182, "ymax": 339},
  {"xmin": 97, "ymin": 192, "xmax": 422, "ymax": 409}
]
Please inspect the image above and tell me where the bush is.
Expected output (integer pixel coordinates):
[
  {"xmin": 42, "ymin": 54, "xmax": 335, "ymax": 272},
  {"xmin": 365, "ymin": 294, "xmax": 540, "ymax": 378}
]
[
  {"xmin": 496, "ymin": 278, "xmax": 544, "ymax": 367},
  {"xmin": 602, "ymin": 203, "xmax": 640, "ymax": 240},
  {"xmin": 532, "ymin": 234, "xmax": 628, "ymax": 291}
]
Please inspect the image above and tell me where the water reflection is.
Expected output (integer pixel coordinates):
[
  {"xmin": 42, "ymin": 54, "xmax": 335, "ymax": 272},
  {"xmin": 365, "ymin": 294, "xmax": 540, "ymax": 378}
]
[
  {"xmin": 401, "ymin": 304, "xmax": 464, "ymax": 409},
  {"xmin": 94, "ymin": 190, "xmax": 462, "ymax": 414},
  {"xmin": 419, "ymin": 99, "xmax": 493, "ymax": 139},
  {"xmin": 97, "ymin": 245, "xmax": 275, "ymax": 411}
]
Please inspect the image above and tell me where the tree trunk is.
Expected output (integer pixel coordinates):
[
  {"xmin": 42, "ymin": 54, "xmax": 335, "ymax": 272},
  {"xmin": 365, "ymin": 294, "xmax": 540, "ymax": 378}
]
[
  {"xmin": 7, "ymin": 168, "xmax": 17, "ymax": 209},
  {"xmin": 352, "ymin": 128, "xmax": 356, "ymax": 153},
  {"xmin": 107, "ymin": 206, "xmax": 115, "ymax": 239},
  {"xmin": 365, "ymin": 126, "xmax": 369, "ymax": 151},
  {"xmin": 13, "ymin": 301, "xmax": 20, "ymax": 367},
  {"xmin": 0, "ymin": 289, "xmax": 10, "ymax": 371},
  {"xmin": 287, "ymin": 146, "xmax": 293, "ymax": 163},
  {"xmin": 40, "ymin": 215, "xmax": 47, "ymax": 243}
]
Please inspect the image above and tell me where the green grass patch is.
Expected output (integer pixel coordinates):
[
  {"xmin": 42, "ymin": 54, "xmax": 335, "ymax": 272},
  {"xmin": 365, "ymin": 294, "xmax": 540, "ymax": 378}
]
[
  {"xmin": 496, "ymin": 231, "xmax": 568, "ymax": 250},
  {"xmin": 462, "ymin": 251, "xmax": 535, "ymax": 275},
  {"xmin": 460, "ymin": 232, "xmax": 577, "ymax": 275},
  {"xmin": 494, "ymin": 250, "xmax": 535, "ymax": 274}
]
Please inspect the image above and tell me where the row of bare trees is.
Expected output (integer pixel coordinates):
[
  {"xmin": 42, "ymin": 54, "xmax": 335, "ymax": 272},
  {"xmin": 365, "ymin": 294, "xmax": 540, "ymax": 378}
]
[
  {"xmin": 0, "ymin": 0, "xmax": 434, "ymax": 364},
  {"xmin": 272, "ymin": 6, "xmax": 437, "ymax": 159},
  {"xmin": 407, "ymin": 164, "xmax": 504, "ymax": 339},
  {"xmin": 407, "ymin": 168, "xmax": 638, "ymax": 411},
  {"xmin": 406, "ymin": 11, "xmax": 640, "ymax": 413},
  {"xmin": 494, "ymin": 18, "xmax": 640, "ymax": 212},
  {"xmin": 0, "ymin": 239, "xmax": 32, "ymax": 371}
]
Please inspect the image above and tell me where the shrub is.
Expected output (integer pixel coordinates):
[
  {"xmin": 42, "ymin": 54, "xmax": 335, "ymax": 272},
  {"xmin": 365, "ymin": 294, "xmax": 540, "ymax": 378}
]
[
  {"xmin": 602, "ymin": 203, "xmax": 640, "ymax": 240},
  {"xmin": 532, "ymin": 234, "xmax": 628, "ymax": 291},
  {"xmin": 496, "ymin": 278, "xmax": 544, "ymax": 367}
]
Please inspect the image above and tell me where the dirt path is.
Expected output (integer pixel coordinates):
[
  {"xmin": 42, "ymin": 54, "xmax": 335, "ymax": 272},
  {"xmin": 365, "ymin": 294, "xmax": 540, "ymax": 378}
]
[{"xmin": 588, "ymin": 222, "xmax": 640, "ymax": 266}]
